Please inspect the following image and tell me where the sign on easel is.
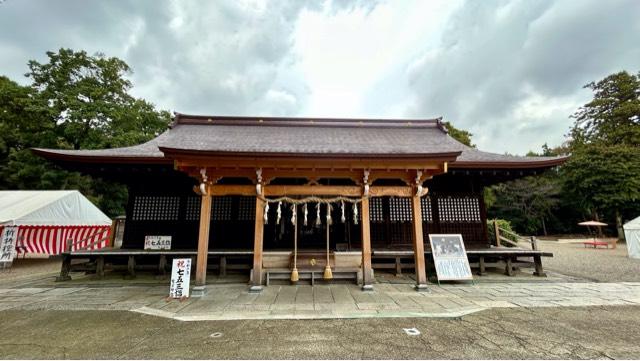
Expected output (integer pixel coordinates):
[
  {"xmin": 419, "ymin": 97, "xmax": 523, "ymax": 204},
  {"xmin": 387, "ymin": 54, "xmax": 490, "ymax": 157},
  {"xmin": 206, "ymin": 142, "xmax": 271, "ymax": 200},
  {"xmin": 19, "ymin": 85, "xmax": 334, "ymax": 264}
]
[
  {"xmin": 169, "ymin": 258, "xmax": 191, "ymax": 298},
  {"xmin": 144, "ymin": 235, "xmax": 171, "ymax": 250},
  {"xmin": 0, "ymin": 226, "xmax": 18, "ymax": 269},
  {"xmin": 428, "ymin": 234, "xmax": 473, "ymax": 281}
]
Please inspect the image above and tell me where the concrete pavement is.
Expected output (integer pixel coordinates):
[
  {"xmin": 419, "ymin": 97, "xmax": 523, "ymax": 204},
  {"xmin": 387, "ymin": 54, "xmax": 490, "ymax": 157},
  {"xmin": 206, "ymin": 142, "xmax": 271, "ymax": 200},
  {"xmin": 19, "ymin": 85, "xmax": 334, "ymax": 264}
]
[
  {"xmin": 2, "ymin": 281, "xmax": 640, "ymax": 320},
  {"xmin": 1, "ymin": 306, "xmax": 640, "ymax": 359}
]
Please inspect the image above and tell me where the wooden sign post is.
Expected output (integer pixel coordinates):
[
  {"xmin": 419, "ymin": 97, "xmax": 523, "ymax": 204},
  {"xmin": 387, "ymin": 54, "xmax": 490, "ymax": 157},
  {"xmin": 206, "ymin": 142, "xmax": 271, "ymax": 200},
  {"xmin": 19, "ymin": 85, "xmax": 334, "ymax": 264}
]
[
  {"xmin": 428, "ymin": 234, "xmax": 473, "ymax": 282},
  {"xmin": 0, "ymin": 226, "xmax": 18, "ymax": 269},
  {"xmin": 169, "ymin": 258, "xmax": 192, "ymax": 298}
]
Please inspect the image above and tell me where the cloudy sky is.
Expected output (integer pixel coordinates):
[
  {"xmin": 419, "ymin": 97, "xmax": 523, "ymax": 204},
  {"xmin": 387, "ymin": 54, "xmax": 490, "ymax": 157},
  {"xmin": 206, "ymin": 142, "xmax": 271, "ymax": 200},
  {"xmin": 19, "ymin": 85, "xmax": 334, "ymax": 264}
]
[{"xmin": 1, "ymin": 0, "xmax": 638, "ymax": 154}]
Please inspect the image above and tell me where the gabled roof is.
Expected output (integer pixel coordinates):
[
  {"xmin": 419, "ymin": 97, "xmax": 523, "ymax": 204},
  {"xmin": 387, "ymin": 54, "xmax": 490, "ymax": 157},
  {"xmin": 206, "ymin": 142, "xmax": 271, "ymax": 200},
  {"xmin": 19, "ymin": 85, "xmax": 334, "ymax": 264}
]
[{"xmin": 32, "ymin": 113, "xmax": 568, "ymax": 169}]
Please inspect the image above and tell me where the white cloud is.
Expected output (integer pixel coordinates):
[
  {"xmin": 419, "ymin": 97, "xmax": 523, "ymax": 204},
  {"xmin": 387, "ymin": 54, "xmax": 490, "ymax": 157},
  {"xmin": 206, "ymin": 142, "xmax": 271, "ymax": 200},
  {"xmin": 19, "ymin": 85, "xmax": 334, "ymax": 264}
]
[{"xmin": 0, "ymin": 0, "xmax": 638, "ymax": 155}]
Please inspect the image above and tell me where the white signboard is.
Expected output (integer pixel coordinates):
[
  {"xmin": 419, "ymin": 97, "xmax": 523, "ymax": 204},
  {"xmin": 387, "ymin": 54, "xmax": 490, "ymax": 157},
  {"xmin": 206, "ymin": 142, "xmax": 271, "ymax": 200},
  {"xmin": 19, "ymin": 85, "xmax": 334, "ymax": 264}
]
[
  {"xmin": 169, "ymin": 258, "xmax": 192, "ymax": 298},
  {"xmin": 428, "ymin": 234, "xmax": 473, "ymax": 281},
  {"xmin": 144, "ymin": 235, "xmax": 171, "ymax": 250},
  {"xmin": 0, "ymin": 226, "xmax": 19, "ymax": 268}
]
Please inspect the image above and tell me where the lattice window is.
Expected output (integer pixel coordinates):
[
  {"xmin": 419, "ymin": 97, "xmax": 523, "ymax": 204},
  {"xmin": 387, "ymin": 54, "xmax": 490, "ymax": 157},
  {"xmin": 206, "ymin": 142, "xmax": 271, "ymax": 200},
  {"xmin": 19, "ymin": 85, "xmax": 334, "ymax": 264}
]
[
  {"xmin": 212, "ymin": 196, "xmax": 233, "ymax": 221},
  {"xmin": 421, "ymin": 197, "xmax": 433, "ymax": 222},
  {"xmin": 237, "ymin": 197, "xmax": 256, "ymax": 221},
  {"xmin": 389, "ymin": 197, "xmax": 412, "ymax": 222},
  {"xmin": 185, "ymin": 196, "xmax": 201, "ymax": 221},
  {"xmin": 370, "ymin": 197, "xmax": 384, "ymax": 222},
  {"xmin": 437, "ymin": 196, "xmax": 481, "ymax": 222},
  {"xmin": 132, "ymin": 196, "xmax": 180, "ymax": 221}
]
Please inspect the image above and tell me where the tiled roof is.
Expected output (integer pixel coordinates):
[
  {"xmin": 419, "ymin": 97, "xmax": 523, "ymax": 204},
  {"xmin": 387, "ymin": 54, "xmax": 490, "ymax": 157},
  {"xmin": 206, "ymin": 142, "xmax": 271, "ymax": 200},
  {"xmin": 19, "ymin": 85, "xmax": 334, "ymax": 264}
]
[{"xmin": 33, "ymin": 113, "xmax": 568, "ymax": 168}]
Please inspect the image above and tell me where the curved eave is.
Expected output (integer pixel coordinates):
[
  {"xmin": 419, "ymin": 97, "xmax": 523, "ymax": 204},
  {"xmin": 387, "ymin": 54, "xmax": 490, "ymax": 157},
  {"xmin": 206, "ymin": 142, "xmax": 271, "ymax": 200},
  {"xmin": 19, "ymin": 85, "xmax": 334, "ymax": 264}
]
[
  {"xmin": 450, "ymin": 156, "xmax": 569, "ymax": 169},
  {"xmin": 158, "ymin": 146, "xmax": 462, "ymax": 161},
  {"xmin": 31, "ymin": 148, "xmax": 171, "ymax": 165}
]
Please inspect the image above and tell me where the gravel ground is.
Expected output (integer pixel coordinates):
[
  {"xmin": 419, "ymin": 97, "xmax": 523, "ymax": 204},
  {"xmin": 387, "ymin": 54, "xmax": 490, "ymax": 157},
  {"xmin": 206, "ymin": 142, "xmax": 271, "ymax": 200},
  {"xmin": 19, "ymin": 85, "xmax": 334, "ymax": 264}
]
[
  {"xmin": 0, "ymin": 258, "xmax": 61, "ymax": 283},
  {"xmin": 540, "ymin": 240, "xmax": 640, "ymax": 282}
]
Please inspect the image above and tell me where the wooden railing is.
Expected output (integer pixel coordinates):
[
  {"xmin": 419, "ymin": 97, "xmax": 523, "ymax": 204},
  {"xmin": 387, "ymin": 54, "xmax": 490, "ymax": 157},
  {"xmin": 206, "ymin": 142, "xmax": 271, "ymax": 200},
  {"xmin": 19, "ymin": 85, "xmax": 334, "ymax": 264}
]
[
  {"xmin": 64, "ymin": 227, "xmax": 111, "ymax": 253},
  {"xmin": 492, "ymin": 220, "xmax": 539, "ymax": 250}
]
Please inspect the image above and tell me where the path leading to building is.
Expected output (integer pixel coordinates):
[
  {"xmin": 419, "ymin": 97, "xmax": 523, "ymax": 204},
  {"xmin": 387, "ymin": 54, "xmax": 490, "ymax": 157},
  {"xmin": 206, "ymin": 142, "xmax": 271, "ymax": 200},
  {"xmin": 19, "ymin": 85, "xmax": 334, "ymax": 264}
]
[{"xmin": 2, "ymin": 281, "xmax": 640, "ymax": 320}]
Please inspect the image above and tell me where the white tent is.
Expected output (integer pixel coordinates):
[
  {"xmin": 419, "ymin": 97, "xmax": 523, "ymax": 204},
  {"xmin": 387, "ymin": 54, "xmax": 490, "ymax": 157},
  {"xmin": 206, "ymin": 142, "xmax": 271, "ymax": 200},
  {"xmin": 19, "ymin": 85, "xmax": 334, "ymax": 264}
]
[
  {"xmin": 624, "ymin": 216, "xmax": 640, "ymax": 259},
  {"xmin": 0, "ymin": 190, "xmax": 111, "ymax": 226}
]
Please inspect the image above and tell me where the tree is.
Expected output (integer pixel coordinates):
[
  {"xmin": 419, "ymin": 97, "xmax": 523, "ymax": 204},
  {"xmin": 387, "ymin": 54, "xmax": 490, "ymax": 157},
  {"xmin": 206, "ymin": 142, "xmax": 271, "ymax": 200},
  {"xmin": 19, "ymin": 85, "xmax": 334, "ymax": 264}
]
[
  {"xmin": 0, "ymin": 49, "xmax": 170, "ymax": 216},
  {"xmin": 26, "ymin": 49, "xmax": 169, "ymax": 150},
  {"xmin": 488, "ymin": 172, "xmax": 562, "ymax": 235},
  {"xmin": 570, "ymin": 71, "xmax": 640, "ymax": 147},
  {"xmin": 563, "ymin": 144, "xmax": 640, "ymax": 239},
  {"xmin": 443, "ymin": 121, "xmax": 475, "ymax": 147},
  {"xmin": 563, "ymin": 71, "xmax": 640, "ymax": 240}
]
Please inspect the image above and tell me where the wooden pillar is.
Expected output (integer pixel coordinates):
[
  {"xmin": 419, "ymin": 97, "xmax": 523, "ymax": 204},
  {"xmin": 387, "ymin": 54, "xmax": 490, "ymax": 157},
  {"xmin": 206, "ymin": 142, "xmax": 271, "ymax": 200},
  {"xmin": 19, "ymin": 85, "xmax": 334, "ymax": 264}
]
[
  {"xmin": 195, "ymin": 193, "xmax": 212, "ymax": 286},
  {"xmin": 411, "ymin": 194, "xmax": 428, "ymax": 290},
  {"xmin": 361, "ymin": 197, "xmax": 373, "ymax": 290},
  {"xmin": 250, "ymin": 196, "xmax": 266, "ymax": 292}
]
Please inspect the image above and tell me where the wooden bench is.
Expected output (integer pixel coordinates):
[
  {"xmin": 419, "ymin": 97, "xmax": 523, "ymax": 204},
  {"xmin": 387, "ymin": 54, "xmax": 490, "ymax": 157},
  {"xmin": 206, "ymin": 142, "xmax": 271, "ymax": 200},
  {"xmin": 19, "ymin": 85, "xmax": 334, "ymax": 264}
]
[
  {"xmin": 582, "ymin": 240, "xmax": 609, "ymax": 249},
  {"xmin": 372, "ymin": 247, "xmax": 552, "ymax": 277},
  {"xmin": 265, "ymin": 268, "xmax": 360, "ymax": 286},
  {"xmin": 56, "ymin": 248, "xmax": 253, "ymax": 281}
]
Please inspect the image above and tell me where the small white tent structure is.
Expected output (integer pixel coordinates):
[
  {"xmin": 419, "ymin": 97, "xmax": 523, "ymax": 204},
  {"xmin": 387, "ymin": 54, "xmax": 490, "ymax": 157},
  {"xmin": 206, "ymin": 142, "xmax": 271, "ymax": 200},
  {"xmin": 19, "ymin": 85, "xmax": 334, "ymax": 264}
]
[
  {"xmin": 624, "ymin": 216, "xmax": 640, "ymax": 259},
  {"xmin": 0, "ymin": 191, "xmax": 112, "ymax": 257},
  {"xmin": 0, "ymin": 191, "xmax": 111, "ymax": 226}
]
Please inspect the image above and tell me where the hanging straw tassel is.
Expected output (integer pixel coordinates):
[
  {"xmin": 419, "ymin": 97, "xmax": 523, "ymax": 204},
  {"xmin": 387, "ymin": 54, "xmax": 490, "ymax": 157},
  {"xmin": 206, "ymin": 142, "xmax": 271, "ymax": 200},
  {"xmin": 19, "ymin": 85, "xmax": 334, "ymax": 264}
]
[
  {"xmin": 263, "ymin": 202, "xmax": 269, "ymax": 224},
  {"xmin": 303, "ymin": 203, "xmax": 308, "ymax": 226},
  {"xmin": 290, "ymin": 204, "xmax": 297, "ymax": 225},
  {"xmin": 315, "ymin": 203, "xmax": 321, "ymax": 227},
  {"xmin": 291, "ymin": 204, "xmax": 299, "ymax": 282},
  {"xmin": 276, "ymin": 201, "xmax": 282, "ymax": 225},
  {"xmin": 323, "ymin": 203, "xmax": 333, "ymax": 280},
  {"xmin": 353, "ymin": 203, "xmax": 359, "ymax": 225},
  {"xmin": 340, "ymin": 201, "xmax": 346, "ymax": 223}
]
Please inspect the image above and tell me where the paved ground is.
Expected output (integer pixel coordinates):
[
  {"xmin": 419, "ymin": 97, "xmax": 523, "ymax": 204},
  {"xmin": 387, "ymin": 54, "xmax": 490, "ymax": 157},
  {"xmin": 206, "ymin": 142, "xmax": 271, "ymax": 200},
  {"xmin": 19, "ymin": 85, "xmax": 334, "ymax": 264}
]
[
  {"xmin": 1, "ymin": 306, "xmax": 639, "ymax": 359},
  {"xmin": 540, "ymin": 241, "xmax": 640, "ymax": 282},
  {"xmin": 1, "ymin": 242, "xmax": 639, "ymax": 358},
  {"xmin": 2, "ymin": 281, "xmax": 640, "ymax": 320}
]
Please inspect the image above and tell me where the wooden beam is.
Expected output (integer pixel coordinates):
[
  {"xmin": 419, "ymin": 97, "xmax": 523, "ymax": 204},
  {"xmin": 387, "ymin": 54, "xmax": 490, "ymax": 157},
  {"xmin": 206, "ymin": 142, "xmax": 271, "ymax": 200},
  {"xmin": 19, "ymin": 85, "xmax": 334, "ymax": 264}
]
[
  {"xmin": 195, "ymin": 194, "xmax": 212, "ymax": 286},
  {"xmin": 206, "ymin": 184, "xmax": 416, "ymax": 197},
  {"xmin": 250, "ymin": 196, "xmax": 266, "ymax": 291},
  {"xmin": 369, "ymin": 186, "xmax": 413, "ymax": 197},
  {"xmin": 361, "ymin": 197, "xmax": 373, "ymax": 290},
  {"xmin": 411, "ymin": 194, "xmax": 428, "ymax": 290},
  {"xmin": 174, "ymin": 156, "xmax": 448, "ymax": 171}
]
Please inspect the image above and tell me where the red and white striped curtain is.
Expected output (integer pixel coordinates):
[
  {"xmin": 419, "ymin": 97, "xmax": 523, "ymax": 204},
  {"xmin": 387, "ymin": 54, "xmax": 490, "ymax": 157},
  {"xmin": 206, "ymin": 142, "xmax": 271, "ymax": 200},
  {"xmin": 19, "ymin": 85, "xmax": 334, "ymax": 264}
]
[{"xmin": 0, "ymin": 225, "xmax": 111, "ymax": 256}]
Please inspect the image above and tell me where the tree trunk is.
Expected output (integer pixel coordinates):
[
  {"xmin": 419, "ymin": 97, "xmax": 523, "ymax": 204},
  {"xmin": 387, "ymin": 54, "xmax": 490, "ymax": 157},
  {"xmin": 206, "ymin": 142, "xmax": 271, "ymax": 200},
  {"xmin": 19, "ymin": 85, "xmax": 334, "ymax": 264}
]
[
  {"xmin": 594, "ymin": 211, "xmax": 604, "ymax": 237},
  {"xmin": 616, "ymin": 209, "xmax": 625, "ymax": 242},
  {"xmin": 541, "ymin": 217, "xmax": 548, "ymax": 236}
]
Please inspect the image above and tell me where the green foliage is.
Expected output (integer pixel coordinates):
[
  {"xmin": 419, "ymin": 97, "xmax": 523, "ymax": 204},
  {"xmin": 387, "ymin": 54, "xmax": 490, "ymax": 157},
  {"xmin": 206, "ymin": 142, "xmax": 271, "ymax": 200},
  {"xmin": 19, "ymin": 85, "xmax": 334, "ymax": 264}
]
[
  {"xmin": 570, "ymin": 71, "xmax": 640, "ymax": 147},
  {"xmin": 487, "ymin": 219, "xmax": 519, "ymax": 247},
  {"xmin": 488, "ymin": 171, "xmax": 562, "ymax": 235},
  {"xmin": 0, "ymin": 49, "xmax": 170, "ymax": 216},
  {"xmin": 564, "ymin": 71, "xmax": 640, "ymax": 238},
  {"xmin": 562, "ymin": 144, "xmax": 640, "ymax": 215},
  {"xmin": 443, "ymin": 121, "xmax": 475, "ymax": 147}
]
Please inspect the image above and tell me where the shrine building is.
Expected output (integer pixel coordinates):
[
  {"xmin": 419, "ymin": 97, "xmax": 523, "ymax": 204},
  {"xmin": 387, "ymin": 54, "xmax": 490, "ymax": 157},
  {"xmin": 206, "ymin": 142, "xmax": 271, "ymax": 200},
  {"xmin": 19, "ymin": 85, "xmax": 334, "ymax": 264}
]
[{"xmin": 34, "ymin": 114, "xmax": 567, "ymax": 292}]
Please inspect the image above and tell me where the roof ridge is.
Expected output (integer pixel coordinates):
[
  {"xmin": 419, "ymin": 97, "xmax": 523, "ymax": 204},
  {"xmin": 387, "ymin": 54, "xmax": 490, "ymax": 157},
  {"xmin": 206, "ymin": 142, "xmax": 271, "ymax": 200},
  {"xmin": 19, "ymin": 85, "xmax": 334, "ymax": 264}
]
[{"xmin": 171, "ymin": 113, "xmax": 445, "ymax": 129}]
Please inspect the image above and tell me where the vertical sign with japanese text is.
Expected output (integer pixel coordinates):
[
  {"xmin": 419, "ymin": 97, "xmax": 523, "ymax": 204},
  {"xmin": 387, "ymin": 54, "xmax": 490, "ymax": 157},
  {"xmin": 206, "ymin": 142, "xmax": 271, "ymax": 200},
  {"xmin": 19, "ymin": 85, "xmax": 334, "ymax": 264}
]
[
  {"xmin": 169, "ymin": 258, "xmax": 192, "ymax": 298},
  {"xmin": 0, "ymin": 226, "xmax": 18, "ymax": 268}
]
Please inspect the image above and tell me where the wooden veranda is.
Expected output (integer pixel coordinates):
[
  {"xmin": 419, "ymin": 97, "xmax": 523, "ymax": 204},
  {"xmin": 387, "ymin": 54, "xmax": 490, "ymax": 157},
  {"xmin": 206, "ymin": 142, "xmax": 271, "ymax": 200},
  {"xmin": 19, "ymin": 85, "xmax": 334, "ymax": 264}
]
[{"xmin": 35, "ymin": 114, "xmax": 568, "ymax": 293}]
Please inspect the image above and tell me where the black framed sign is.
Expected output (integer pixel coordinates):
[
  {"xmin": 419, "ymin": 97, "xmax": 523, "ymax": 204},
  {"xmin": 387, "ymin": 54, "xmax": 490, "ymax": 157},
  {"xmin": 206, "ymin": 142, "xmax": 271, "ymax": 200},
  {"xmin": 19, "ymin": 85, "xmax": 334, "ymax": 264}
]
[{"xmin": 428, "ymin": 234, "xmax": 473, "ymax": 281}]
